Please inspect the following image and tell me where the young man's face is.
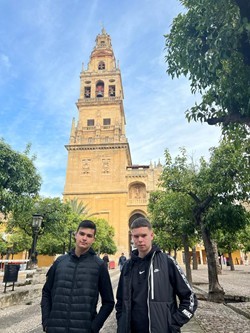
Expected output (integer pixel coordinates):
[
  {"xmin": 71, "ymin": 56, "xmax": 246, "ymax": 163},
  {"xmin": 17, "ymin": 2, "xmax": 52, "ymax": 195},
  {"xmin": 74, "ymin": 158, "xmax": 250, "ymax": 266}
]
[
  {"xmin": 131, "ymin": 227, "xmax": 154, "ymax": 258},
  {"xmin": 75, "ymin": 227, "xmax": 95, "ymax": 255}
]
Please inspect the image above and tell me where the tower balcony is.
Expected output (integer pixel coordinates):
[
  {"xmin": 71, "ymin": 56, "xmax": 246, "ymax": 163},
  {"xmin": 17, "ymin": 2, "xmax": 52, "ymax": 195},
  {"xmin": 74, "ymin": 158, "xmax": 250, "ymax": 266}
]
[
  {"xmin": 127, "ymin": 198, "xmax": 148, "ymax": 206},
  {"xmin": 81, "ymin": 125, "xmax": 117, "ymax": 132},
  {"xmin": 77, "ymin": 96, "xmax": 122, "ymax": 106}
]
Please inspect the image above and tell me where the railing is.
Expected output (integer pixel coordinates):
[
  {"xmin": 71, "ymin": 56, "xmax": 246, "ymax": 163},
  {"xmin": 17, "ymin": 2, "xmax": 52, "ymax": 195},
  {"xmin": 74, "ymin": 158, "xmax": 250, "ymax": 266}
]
[
  {"xmin": 82, "ymin": 125, "xmax": 116, "ymax": 131},
  {"xmin": 78, "ymin": 96, "xmax": 121, "ymax": 104},
  {"xmin": 127, "ymin": 199, "xmax": 148, "ymax": 205}
]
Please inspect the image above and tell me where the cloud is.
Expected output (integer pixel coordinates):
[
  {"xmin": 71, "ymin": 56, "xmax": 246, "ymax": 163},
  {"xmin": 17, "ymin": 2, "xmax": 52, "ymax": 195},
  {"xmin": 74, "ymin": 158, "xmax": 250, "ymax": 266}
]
[{"xmin": 0, "ymin": 53, "xmax": 11, "ymax": 69}]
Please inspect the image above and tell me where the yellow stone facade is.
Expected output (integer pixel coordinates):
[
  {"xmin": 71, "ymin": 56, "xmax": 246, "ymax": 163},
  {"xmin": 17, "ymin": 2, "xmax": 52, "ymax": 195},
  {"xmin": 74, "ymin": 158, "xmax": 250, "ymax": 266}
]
[{"xmin": 63, "ymin": 29, "xmax": 162, "ymax": 256}]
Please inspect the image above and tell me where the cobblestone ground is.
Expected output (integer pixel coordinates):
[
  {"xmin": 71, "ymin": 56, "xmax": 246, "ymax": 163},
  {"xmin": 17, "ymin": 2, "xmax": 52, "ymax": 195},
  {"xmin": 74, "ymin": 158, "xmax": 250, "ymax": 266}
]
[
  {"xmin": 192, "ymin": 264, "xmax": 250, "ymax": 333},
  {"xmin": 195, "ymin": 300, "xmax": 250, "ymax": 333},
  {"xmin": 0, "ymin": 264, "xmax": 249, "ymax": 332}
]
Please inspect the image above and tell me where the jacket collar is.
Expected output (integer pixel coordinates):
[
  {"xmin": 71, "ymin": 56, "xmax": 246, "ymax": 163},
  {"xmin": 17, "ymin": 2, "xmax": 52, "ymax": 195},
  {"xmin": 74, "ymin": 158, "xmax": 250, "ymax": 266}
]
[
  {"xmin": 70, "ymin": 247, "xmax": 96, "ymax": 258},
  {"xmin": 131, "ymin": 244, "xmax": 161, "ymax": 262}
]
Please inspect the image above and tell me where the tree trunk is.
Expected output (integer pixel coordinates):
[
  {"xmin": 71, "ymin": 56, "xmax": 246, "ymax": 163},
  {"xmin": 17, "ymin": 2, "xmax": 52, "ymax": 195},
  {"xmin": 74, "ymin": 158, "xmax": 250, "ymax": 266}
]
[
  {"xmin": 229, "ymin": 252, "xmax": 235, "ymax": 271},
  {"xmin": 174, "ymin": 247, "xmax": 177, "ymax": 259},
  {"xmin": 200, "ymin": 220, "xmax": 225, "ymax": 302},
  {"xmin": 192, "ymin": 246, "xmax": 198, "ymax": 270},
  {"xmin": 212, "ymin": 241, "xmax": 222, "ymax": 275},
  {"xmin": 182, "ymin": 234, "xmax": 192, "ymax": 285}
]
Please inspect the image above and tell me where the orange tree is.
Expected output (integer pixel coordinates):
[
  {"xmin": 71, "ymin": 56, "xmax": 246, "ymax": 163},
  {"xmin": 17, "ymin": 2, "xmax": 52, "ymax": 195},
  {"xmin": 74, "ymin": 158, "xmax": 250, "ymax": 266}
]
[
  {"xmin": 0, "ymin": 140, "xmax": 41, "ymax": 217},
  {"xmin": 160, "ymin": 138, "xmax": 249, "ymax": 302},
  {"xmin": 165, "ymin": 0, "xmax": 250, "ymax": 131}
]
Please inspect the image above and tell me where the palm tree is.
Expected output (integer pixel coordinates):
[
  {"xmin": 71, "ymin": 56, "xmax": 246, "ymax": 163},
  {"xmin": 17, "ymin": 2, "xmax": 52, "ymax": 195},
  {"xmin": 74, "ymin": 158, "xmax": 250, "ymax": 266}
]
[{"xmin": 67, "ymin": 198, "xmax": 89, "ymax": 216}]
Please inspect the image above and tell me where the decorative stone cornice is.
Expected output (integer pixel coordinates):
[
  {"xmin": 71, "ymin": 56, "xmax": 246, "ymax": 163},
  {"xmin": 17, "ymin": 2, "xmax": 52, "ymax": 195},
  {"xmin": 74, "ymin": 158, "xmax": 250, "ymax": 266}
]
[{"xmin": 65, "ymin": 143, "xmax": 130, "ymax": 151}]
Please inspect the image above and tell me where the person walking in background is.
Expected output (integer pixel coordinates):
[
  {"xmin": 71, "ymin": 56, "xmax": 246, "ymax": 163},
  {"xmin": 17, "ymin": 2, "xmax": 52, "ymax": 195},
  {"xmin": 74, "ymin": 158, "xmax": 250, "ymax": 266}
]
[
  {"xmin": 116, "ymin": 217, "xmax": 197, "ymax": 333},
  {"xmin": 102, "ymin": 253, "xmax": 109, "ymax": 269},
  {"xmin": 118, "ymin": 253, "xmax": 127, "ymax": 272},
  {"xmin": 41, "ymin": 220, "xmax": 114, "ymax": 333}
]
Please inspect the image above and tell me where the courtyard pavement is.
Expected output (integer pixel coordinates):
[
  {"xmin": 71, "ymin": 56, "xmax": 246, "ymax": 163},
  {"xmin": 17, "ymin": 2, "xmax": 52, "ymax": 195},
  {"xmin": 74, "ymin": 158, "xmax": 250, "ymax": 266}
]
[{"xmin": 0, "ymin": 263, "xmax": 249, "ymax": 332}]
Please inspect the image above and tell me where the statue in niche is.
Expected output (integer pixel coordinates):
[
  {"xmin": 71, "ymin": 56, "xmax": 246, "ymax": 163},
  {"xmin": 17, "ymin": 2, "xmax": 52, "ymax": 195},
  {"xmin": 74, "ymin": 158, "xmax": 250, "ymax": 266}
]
[
  {"xmin": 134, "ymin": 186, "xmax": 141, "ymax": 199},
  {"xmin": 129, "ymin": 184, "xmax": 146, "ymax": 200}
]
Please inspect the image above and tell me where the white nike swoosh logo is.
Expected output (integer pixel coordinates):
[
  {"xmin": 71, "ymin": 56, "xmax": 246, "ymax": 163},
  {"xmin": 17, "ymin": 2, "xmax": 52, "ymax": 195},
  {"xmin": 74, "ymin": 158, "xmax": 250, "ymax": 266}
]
[{"xmin": 139, "ymin": 271, "xmax": 145, "ymax": 274}]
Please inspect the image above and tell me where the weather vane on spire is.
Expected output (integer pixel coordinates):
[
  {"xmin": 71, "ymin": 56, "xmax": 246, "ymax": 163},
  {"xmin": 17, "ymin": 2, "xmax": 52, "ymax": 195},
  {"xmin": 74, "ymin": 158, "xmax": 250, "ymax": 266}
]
[{"xmin": 100, "ymin": 21, "xmax": 106, "ymax": 34}]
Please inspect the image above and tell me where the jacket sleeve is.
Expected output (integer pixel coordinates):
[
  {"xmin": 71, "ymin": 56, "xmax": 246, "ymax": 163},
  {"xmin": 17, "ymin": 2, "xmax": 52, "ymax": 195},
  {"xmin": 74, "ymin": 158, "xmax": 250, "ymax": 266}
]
[
  {"xmin": 40, "ymin": 263, "xmax": 56, "ymax": 331},
  {"xmin": 168, "ymin": 256, "xmax": 198, "ymax": 327},
  {"xmin": 115, "ymin": 267, "xmax": 124, "ymax": 321},
  {"xmin": 91, "ymin": 263, "xmax": 115, "ymax": 333}
]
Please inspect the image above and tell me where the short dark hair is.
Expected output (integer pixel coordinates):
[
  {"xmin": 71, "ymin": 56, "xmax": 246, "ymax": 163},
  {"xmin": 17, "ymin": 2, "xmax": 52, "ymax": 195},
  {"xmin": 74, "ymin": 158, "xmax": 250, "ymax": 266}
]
[
  {"xmin": 130, "ymin": 217, "xmax": 152, "ymax": 230},
  {"xmin": 77, "ymin": 220, "xmax": 96, "ymax": 235}
]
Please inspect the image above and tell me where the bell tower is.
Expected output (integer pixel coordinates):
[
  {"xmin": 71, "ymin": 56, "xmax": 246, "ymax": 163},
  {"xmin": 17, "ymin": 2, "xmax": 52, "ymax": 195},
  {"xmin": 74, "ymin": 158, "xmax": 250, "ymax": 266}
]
[
  {"xmin": 64, "ymin": 28, "xmax": 132, "ymax": 241},
  {"xmin": 64, "ymin": 29, "xmax": 162, "ymax": 257}
]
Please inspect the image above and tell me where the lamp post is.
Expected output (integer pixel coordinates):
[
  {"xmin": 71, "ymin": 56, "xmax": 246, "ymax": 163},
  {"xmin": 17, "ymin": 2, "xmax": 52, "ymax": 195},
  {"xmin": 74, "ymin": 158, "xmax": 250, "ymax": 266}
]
[
  {"xmin": 30, "ymin": 214, "xmax": 43, "ymax": 268},
  {"xmin": 68, "ymin": 230, "xmax": 73, "ymax": 252}
]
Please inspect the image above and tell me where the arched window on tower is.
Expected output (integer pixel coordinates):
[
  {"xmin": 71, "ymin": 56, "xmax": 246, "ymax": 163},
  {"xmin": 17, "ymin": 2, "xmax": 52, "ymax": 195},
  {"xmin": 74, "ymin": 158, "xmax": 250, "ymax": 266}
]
[
  {"xmin": 98, "ymin": 61, "xmax": 105, "ymax": 70},
  {"xmin": 96, "ymin": 81, "xmax": 104, "ymax": 97},
  {"xmin": 84, "ymin": 86, "xmax": 91, "ymax": 98},
  {"xmin": 109, "ymin": 85, "xmax": 115, "ymax": 97}
]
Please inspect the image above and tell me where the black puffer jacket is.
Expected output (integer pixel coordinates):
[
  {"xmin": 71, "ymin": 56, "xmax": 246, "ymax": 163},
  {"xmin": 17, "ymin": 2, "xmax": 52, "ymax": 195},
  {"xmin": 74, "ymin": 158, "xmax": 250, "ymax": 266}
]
[
  {"xmin": 116, "ymin": 246, "xmax": 197, "ymax": 333},
  {"xmin": 41, "ymin": 248, "xmax": 114, "ymax": 333}
]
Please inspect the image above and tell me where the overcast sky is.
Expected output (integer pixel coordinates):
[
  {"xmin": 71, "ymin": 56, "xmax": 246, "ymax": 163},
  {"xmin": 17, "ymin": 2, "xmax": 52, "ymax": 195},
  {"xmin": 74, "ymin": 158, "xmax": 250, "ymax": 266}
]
[{"xmin": 0, "ymin": 0, "xmax": 221, "ymax": 198}]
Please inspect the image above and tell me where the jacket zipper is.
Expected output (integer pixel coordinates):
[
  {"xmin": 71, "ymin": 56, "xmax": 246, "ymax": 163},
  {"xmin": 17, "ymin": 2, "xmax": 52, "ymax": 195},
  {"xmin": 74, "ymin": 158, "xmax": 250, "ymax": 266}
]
[
  {"xmin": 67, "ymin": 258, "xmax": 79, "ymax": 333},
  {"xmin": 147, "ymin": 251, "xmax": 156, "ymax": 333}
]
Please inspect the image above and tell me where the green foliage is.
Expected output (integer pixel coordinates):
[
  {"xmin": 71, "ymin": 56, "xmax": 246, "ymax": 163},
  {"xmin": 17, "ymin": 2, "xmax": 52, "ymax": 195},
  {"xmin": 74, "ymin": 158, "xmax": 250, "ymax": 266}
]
[
  {"xmin": 7, "ymin": 230, "xmax": 31, "ymax": 254},
  {"xmin": 165, "ymin": 0, "xmax": 250, "ymax": 129},
  {"xmin": 205, "ymin": 202, "xmax": 248, "ymax": 233},
  {"xmin": 160, "ymin": 140, "xmax": 249, "ymax": 259},
  {"xmin": 153, "ymin": 228, "xmax": 180, "ymax": 253},
  {"xmin": 148, "ymin": 190, "xmax": 198, "ymax": 252},
  {"xmin": 206, "ymin": 202, "xmax": 250, "ymax": 254},
  {"xmin": 0, "ymin": 139, "xmax": 41, "ymax": 216},
  {"xmin": 161, "ymin": 138, "xmax": 249, "ymax": 208},
  {"xmin": 238, "ymin": 214, "xmax": 250, "ymax": 253},
  {"xmin": 6, "ymin": 196, "xmax": 117, "ymax": 256},
  {"xmin": 92, "ymin": 218, "xmax": 117, "ymax": 255},
  {"xmin": 215, "ymin": 229, "xmax": 241, "ymax": 255},
  {"xmin": 38, "ymin": 232, "xmax": 66, "ymax": 255},
  {"xmin": 7, "ymin": 197, "xmax": 82, "ymax": 255},
  {"xmin": 0, "ymin": 234, "xmax": 7, "ymax": 255}
]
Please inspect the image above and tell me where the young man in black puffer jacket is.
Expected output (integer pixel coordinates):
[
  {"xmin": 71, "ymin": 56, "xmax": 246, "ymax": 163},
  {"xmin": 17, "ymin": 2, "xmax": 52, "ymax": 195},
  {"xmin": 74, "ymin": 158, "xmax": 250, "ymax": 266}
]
[
  {"xmin": 41, "ymin": 220, "xmax": 114, "ymax": 333},
  {"xmin": 116, "ymin": 217, "xmax": 197, "ymax": 333}
]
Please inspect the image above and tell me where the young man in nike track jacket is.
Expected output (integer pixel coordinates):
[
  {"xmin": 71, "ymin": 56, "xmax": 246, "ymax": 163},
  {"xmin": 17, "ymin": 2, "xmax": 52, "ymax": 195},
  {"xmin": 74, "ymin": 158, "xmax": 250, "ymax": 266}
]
[{"xmin": 115, "ymin": 217, "xmax": 197, "ymax": 333}]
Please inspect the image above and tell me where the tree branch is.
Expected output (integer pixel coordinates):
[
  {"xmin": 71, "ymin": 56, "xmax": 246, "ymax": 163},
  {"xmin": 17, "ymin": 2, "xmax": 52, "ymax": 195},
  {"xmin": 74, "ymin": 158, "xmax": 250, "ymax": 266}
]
[
  {"xmin": 187, "ymin": 191, "xmax": 201, "ymax": 204},
  {"xmin": 206, "ymin": 113, "xmax": 250, "ymax": 127},
  {"xmin": 234, "ymin": 0, "xmax": 250, "ymax": 21},
  {"xmin": 234, "ymin": 0, "xmax": 250, "ymax": 66}
]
